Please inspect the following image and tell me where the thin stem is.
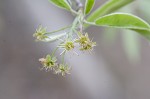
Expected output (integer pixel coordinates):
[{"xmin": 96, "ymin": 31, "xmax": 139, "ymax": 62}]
[
  {"xmin": 72, "ymin": 16, "xmax": 79, "ymax": 29},
  {"xmin": 78, "ymin": 10, "xmax": 84, "ymax": 32},
  {"xmin": 71, "ymin": 9, "xmax": 79, "ymax": 15},
  {"xmin": 45, "ymin": 26, "xmax": 71, "ymax": 34},
  {"xmin": 68, "ymin": 16, "xmax": 79, "ymax": 38},
  {"xmin": 52, "ymin": 47, "xmax": 59, "ymax": 57},
  {"xmin": 84, "ymin": 20, "xmax": 96, "ymax": 26},
  {"xmin": 62, "ymin": 51, "xmax": 66, "ymax": 64}
]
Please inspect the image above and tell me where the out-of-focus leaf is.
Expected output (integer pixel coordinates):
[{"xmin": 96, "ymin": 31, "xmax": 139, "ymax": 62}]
[
  {"xmin": 122, "ymin": 30, "xmax": 140, "ymax": 62},
  {"xmin": 48, "ymin": 0, "xmax": 71, "ymax": 11},
  {"xmin": 103, "ymin": 28, "xmax": 118, "ymax": 43},
  {"xmin": 95, "ymin": 13, "xmax": 150, "ymax": 40},
  {"xmin": 87, "ymin": 0, "xmax": 134, "ymax": 23},
  {"xmin": 138, "ymin": 0, "xmax": 150, "ymax": 23},
  {"xmin": 118, "ymin": 4, "xmax": 140, "ymax": 63},
  {"xmin": 84, "ymin": 0, "xmax": 95, "ymax": 15}
]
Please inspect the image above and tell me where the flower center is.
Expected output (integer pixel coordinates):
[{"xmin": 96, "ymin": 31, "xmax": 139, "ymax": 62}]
[{"xmin": 65, "ymin": 41, "xmax": 75, "ymax": 51}]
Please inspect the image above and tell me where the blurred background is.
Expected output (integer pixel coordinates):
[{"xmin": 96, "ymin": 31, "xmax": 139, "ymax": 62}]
[{"xmin": 0, "ymin": 0, "xmax": 150, "ymax": 99}]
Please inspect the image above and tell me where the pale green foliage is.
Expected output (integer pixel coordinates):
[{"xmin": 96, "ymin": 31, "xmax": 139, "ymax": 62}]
[
  {"xmin": 95, "ymin": 13, "xmax": 150, "ymax": 30},
  {"xmin": 87, "ymin": 0, "xmax": 135, "ymax": 22},
  {"xmin": 95, "ymin": 13, "xmax": 150, "ymax": 40},
  {"xmin": 48, "ymin": 0, "xmax": 71, "ymax": 11},
  {"xmin": 84, "ymin": 0, "xmax": 95, "ymax": 15}
]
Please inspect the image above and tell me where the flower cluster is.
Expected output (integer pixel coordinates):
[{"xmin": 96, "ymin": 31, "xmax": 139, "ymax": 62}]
[
  {"xmin": 34, "ymin": 26, "xmax": 96, "ymax": 76},
  {"xmin": 57, "ymin": 32, "xmax": 96, "ymax": 55},
  {"xmin": 76, "ymin": 32, "xmax": 96, "ymax": 52},
  {"xmin": 39, "ymin": 54, "xmax": 70, "ymax": 76},
  {"xmin": 33, "ymin": 9, "xmax": 96, "ymax": 76}
]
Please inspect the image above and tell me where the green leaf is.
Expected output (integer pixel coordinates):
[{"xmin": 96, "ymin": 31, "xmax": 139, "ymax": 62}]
[
  {"xmin": 87, "ymin": 0, "xmax": 134, "ymax": 22},
  {"xmin": 95, "ymin": 13, "xmax": 150, "ymax": 40},
  {"xmin": 48, "ymin": 0, "xmax": 71, "ymax": 11},
  {"xmin": 84, "ymin": 0, "xmax": 95, "ymax": 15}
]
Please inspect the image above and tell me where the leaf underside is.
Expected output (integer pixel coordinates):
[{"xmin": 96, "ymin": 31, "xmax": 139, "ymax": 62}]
[
  {"xmin": 84, "ymin": 0, "xmax": 95, "ymax": 15},
  {"xmin": 95, "ymin": 13, "xmax": 150, "ymax": 40},
  {"xmin": 87, "ymin": 0, "xmax": 135, "ymax": 22},
  {"xmin": 48, "ymin": 0, "xmax": 71, "ymax": 10}
]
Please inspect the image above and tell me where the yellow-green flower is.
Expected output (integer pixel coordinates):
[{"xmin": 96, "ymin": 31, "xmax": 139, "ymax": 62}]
[
  {"xmin": 76, "ymin": 32, "xmax": 90, "ymax": 45},
  {"xmin": 80, "ymin": 41, "xmax": 96, "ymax": 51},
  {"xmin": 58, "ymin": 39, "xmax": 75, "ymax": 55},
  {"xmin": 33, "ymin": 25, "xmax": 48, "ymax": 41},
  {"xmin": 64, "ymin": 41, "xmax": 75, "ymax": 51},
  {"xmin": 55, "ymin": 64, "xmax": 70, "ymax": 76},
  {"xmin": 76, "ymin": 32, "xmax": 96, "ymax": 51},
  {"xmin": 39, "ymin": 54, "xmax": 57, "ymax": 71}
]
